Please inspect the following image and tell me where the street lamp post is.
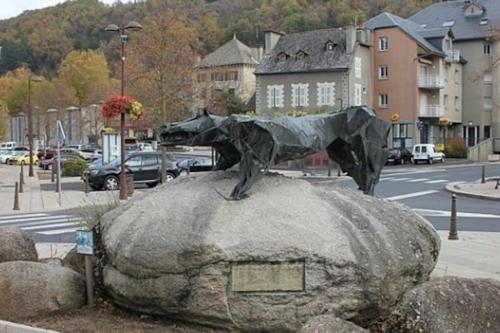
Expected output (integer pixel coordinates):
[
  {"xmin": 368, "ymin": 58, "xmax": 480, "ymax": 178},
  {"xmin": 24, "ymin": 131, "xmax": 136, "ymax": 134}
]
[
  {"xmin": 27, "ymin": 75, "xmax": 43, "ymax": 177},
  {"xmin": 105, "ymin": 21, "xmax": 143, "ymax": 200},
  {"xmin": 66, "ymin": 106, "xmax": 78, "ymax": 145},
  {"xmin": 47, "ymin": 108, "xmax": 58, "ymax": 146}
]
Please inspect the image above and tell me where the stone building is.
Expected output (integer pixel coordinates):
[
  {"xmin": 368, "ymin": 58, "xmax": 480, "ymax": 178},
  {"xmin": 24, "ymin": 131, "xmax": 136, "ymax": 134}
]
[
  {"xmin": 410, "ymin": 0, "xmax": 500, "ymax": 146},
  {"xmin": 365, "ymin": 12, "xmax": 465, "ymax": 148},
  {"xmin": 254, "ymin": 27, "xmax": 372, "ymax": 114},
  {"xmin": 193, "ymin": 36, "xmax": 262, "ymax": 113}
]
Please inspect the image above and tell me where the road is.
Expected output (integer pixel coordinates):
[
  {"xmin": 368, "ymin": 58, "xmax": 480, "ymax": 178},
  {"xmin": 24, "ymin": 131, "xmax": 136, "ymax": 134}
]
[
  {"xmin": 1, "ymin": 159, "xmax": 498, "ymax": 243},
  {"xmin": 332, "ymin": 161, "xmax": 500, "ymax": 232}
]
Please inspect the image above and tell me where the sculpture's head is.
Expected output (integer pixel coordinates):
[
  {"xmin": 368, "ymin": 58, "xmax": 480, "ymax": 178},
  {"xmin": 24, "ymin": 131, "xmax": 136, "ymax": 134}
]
[{"xmin": 160, "ymin": 110, "xmax": 224, "ymax": 146}]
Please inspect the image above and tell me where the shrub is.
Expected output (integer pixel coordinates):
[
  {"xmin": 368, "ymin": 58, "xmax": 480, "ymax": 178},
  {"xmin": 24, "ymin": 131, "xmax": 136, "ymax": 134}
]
[
  {"xmin": 444, "ymin": 137, "xmax": 467, "ymax": 158},
  {"xmin": 62, "ymin": 159, "xmax": 88, "ymax": 177}
]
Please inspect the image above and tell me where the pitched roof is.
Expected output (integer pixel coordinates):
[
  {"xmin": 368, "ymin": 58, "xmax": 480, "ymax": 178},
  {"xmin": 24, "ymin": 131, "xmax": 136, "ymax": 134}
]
[
  {"xmin": 410, "ymin": 0, "xmax": 500, "ymax": 41},
  {"xmin": 255, "ymin": 28, "xmax": 352, "ymax": 75},
  {"xmin": 197, "ymin": 36, "xmax": 259, "ymax": 68},
  {"xmin": 364, "ymin": 12, "xmax": 444, "ymax": 55}
]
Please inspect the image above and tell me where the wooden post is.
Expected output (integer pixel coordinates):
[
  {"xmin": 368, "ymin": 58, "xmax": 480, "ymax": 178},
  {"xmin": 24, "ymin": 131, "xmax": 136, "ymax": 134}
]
[
  {"xmin": 84, "ymin": 255, "xmax": 95, "ymax": 307},
  {"xmin": 481, "ymin": 165, "xmax": 486, "ymax": 184},
  {"xmin": 19, "ymin": 171, "xmax": 24, "ymax": 193}
]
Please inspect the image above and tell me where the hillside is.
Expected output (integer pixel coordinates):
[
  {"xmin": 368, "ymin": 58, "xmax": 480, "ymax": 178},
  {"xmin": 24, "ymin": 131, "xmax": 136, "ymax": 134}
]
[{"xmin": 0, "ymin": 0, "xmax": 439, "ymax": 77}]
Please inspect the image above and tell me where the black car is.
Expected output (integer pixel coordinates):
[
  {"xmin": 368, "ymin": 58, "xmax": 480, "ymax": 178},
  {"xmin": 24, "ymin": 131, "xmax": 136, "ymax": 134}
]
[
  {"xmin": 87, "ymin": 151, "xmax": 180, "ymax": 191},
  {"xmin": 387, "ymin": 147, "xmax": 412, "ymax": 165}
]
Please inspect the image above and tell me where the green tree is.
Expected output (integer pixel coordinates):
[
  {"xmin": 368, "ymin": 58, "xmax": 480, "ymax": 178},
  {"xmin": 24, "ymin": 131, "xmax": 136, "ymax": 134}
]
[{"xmin": 214, "ymin": 91, "xmax": 251, "ymax": 116}]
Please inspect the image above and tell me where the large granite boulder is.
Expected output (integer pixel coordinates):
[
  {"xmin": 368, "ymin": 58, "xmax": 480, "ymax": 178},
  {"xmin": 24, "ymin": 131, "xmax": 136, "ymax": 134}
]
[
  {"xmin": 98, "ymin": 172, "xmax": 440, "ymax": 332},
  {"xmin": 374, "ymin": 277, "xmax": 500, "ymax": 333},
  {"xmin": 0, "ymin": 261, "xmax": 85, "ymax": 320},
  {"xmin": 299, "ymin": 315, "xmax": 368, "ymax": 333},
  {"xmin": 0, "ymin": 227, "xmax": 38, "ymax": 263}
]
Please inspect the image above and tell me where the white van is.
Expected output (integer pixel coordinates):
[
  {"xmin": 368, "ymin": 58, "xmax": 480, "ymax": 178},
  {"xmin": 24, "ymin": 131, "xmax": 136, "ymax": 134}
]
[
  {"xmin": 412, "ymin": 144, "xmax": 445, "ymax": 164},
  {"xmin": 0, "ymin": 142, "xmax": 16, "ymax": 150}
]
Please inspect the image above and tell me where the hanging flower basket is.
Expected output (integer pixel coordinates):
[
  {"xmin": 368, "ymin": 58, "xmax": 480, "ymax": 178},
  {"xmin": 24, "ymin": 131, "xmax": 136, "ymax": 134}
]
[{"xmin": 101, "ymin": 94, "xmax": 144, "ymax": 120}]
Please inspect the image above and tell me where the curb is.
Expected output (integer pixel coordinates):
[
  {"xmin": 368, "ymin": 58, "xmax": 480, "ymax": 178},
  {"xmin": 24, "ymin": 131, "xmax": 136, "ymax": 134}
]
[
  {"xmin": 445, "ymin": 181, "xmax": 500, "ymax": 201},
  {"xmin": 0, "ymin": 320, "xmax": 59, "ymax": 333}
]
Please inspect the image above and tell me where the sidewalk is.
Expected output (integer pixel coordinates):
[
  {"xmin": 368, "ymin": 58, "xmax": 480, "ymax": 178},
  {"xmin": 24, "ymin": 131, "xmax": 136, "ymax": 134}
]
[
  {"xmin": 0, "ymin": 164, "xmax": 121, "ymax": 214},
  {"xmin": 446, "ymin": 179, "xmax": 500, "ymax": 201}
]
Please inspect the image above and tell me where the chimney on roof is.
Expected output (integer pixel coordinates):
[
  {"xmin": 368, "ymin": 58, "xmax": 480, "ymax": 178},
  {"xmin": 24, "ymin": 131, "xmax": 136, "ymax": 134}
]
[
  {"xmin": 251, "ymin": 45, "xmax": 264, "ymax": 62},
  {"xmin": 264, "ymin": 30, "xmax": 284, "ymax": 54},
  {"xmin": 345, "ymin": 26, "xmax": 356, "ymax": 54}
]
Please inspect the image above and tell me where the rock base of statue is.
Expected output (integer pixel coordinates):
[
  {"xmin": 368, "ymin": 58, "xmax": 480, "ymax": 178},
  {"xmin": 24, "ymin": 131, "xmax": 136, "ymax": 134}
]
[{"xmin": 97, "ymin": 172, "xmax": 440, "ymax": 332}]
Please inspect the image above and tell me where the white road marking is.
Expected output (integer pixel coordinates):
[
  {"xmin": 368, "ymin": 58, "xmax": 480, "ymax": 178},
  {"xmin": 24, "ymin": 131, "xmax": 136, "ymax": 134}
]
[
  {"xmin": 407, "ymin": 178, "xmax": 430, "ymax": 183},
  {"xmin": 425, "ymin": 179, "xmax": 448, "ymax": 184},
  {"xmin": 414, "ymin": 208, "xmax": 500, "ymax": 219},
  {"xmin": 0, "ymin": 213, "xmax": 48, "ymax": 221},
  {"xmin": 37, "ymin": 228, "xmax": 80, "ymax": 235},
  {"xmin": 385, "ymin": 190, "xmax": 438, "ymax": 201},
  {"xmin": 0, "ymin": 215, "xmax": 73, "ymax": 225},
  {"xmin": 22, "ymin": 222, "xmax": 80, "ymax": 231},
  {"xmin": 388, "ymin": 178, "xmax": 411, "ymax": 181},
  {"xmin": 379, "ymin": 177, "xmax": 395, "ymax": 181},
  {"xmin": 1, "ymin": 218, "xmax": 82, "ymax": 228}
]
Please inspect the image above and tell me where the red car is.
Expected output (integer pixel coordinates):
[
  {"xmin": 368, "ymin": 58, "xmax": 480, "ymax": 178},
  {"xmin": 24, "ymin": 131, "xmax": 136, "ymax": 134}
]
[{"xmin": 37, "ymin": 148, "xmax": 56, "ymax": 160}]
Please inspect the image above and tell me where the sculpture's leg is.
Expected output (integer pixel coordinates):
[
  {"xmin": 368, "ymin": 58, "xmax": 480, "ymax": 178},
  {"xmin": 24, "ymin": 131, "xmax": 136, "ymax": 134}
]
[
  {"xmin": 213, "ymin": 143, "xmax": 241, "ymax": 171},
  {"xmin": 230, "ymin": 153, "xmax": 261, "ymax": 200}
]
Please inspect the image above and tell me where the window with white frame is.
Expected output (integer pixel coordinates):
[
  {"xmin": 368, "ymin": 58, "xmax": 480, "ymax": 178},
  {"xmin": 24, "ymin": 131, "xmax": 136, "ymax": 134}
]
[
  {"xmin": 317, "ymin": 82, "xmax": 335, "ymax": 106},
  {"xmin": 454, "ymin": 96, "xmax": 459, "ymax": 109},
  {"xmin": 484, "ymin": 43, "xmax": 492, "ymax": 55},
  {"xmin": 454, "ymin": 69, "xmax": 460, "ymax": 83},
  {"xmin": 354, "ymin": 83, "xmax": 362, "ymax": 106},
  {"xmin": 484, "ymin": 73, "xmax": 493, "ymax": 83},
  {"xmin": 379, "ymin": 93, "xmax": 388, "ymax": 107},
  {"xmin": 484, "ymin": 97, "xmax": 493, "ymax": 110},
  {"xmin": 379, "ymin": 37, "xmax": 388, "ymax": 51},
  {"xmin": 378, "ymin": 65, "xmax": 389, "ymax": 79},
  {"xmin": 291, "ymin": 83, "xmax": 309, "ymax": 107},
  {"xmin": 354, "ymin": 57, "xmax": 362, "ymax": 78},
  {"xmin": 444, "ymin": 94, "xmax": 449, "ymax": 106},
  {"xmin": 267, "ymin": 84, "xmax": 284, "ymax": 108}
]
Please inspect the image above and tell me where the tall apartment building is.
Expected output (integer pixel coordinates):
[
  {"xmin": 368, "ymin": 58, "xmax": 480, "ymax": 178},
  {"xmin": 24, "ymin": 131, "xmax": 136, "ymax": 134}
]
[
  {"xmin": 255, "ymin": 27, "xmax": 372, "ymax": 114},
  {"xmin": 411, "ymin": 0, "xmax": 500, "ymax": 146},
  {"xmin": 365, "ymin": 12, "xmax": 465, "ymax": 149},
  {"xmin": 193, "ymin": 36, "xmax": 262, "ymax": 113}
]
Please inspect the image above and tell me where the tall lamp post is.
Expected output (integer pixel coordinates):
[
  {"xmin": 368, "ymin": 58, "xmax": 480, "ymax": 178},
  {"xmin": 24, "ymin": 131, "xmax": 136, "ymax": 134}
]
[
  {"xmin": 47, "ymin": 108, "xmax": 58, "ymax": 146},
  {"xmin": 105, "ymin": 21, "xmax": 143, "ymax": 200},
  {"xmin": 66, "ymin": 106, "xmax": 78, "ymax": 145},
  {"xmin": 27, "ymin": 75, "xmax": 43, "ymax": 177}
]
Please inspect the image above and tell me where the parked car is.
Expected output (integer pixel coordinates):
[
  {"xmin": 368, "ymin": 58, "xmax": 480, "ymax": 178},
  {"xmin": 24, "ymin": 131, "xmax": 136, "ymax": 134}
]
[
  {"xmin": 37, "ymin": 148, "xmax": 56, "ymax": 160},
  {"xmin": 138, "ymin": 142, "xmax": 154, "ymax": 152},
  {"xmin": 386, "ymin": 147, "xmax": 412, "ymax": 165},
  {"xmin": 39, "ymin": 154, "xmax": 86, "ymax": 170},
  {"xmin": 412, "ymin": 144, "xmax": 445, "ymax": 164},
  {"xmin": 65, "ymin": 144, "xmax": 85, "ymax": 151},
  {"xmin": 0, "ymin": 147, "xmax": 29, "ymax": 164},
  {"xmin": 79, "ymin": 148, "xmax": 102, "ymax": 161},
  {"xmin": 178, "ymin": 156, "xmax": 214, "ymax": 172},
  {"xmin": 8, "ymin": 151, "xmax": 39, "ymax": 165},
  {"xmin": 86, "ymin": 151, "xmax": 180, "ymax": 191},
  {"xmin": 0, "ymin": 142, "xmax": 16, "ymax": 150}
]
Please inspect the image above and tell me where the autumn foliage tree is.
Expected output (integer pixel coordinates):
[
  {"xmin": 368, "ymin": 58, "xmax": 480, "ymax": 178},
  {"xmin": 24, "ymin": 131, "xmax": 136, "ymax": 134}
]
[{"xmin": 127, "ymin": 10, "xmax": 198, "ymax": 124}]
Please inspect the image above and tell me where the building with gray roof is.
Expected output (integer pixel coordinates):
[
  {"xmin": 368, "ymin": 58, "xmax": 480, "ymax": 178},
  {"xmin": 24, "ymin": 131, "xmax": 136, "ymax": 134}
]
[
  {"xmin": 411, "ymin": 0, "xmax": 500, "ymax": 147},
  {"xmin": 255, "ymin": 27, "xmax": 372, "ymax": 114}
]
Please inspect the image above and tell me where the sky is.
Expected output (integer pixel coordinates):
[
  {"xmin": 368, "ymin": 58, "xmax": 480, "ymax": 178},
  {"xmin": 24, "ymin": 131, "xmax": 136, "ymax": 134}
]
[{"xmin": 0, "ymin": 0, "xmax": 117, "ymax": 20}]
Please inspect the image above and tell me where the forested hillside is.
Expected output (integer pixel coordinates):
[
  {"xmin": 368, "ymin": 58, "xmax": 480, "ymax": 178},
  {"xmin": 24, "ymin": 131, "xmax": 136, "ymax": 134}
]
[{"xmin": 0, "ymin": 0, "xmax": 439, "ymax": 77}]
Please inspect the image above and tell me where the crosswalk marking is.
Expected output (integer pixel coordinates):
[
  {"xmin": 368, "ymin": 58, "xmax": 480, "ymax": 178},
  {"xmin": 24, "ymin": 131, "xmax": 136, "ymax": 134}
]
[
  {"xmin": 37, "ymin": 228, "xmax": 80, "ymax": 235},
  {"xmin": 0, "ymin": 215, "xmax": 73, "ymax": 225},
  {"xmin": 0, "ymin": 213, "xmax": 81, "ymax": 236},
  {"xmin": 22, "ymin": 222, "xmax": 80, "ymax": 231},
  {"xmin": 0, "ymin": 213, "xmax": 47, "ymax": 221},
  {"xmin": 425, "ymin": 179, "xmax": 448, "ymax": 184},
  {"xmin": 414, "ymin": 208, "xmax": 500, "ymax": 219},
  {"xmin": 407, "ymin": 178, "xmax": 429, "ymax": 183},
  {"xmin": 388, "ymin": 177, "xmax": 411, "ymax": 181},
  {"xmin": 385, "ymin": 190, "xmax": 438, "ymax": 201}
]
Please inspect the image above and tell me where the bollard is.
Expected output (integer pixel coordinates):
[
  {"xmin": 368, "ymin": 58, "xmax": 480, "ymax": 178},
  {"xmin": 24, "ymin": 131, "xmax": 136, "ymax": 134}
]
[
  {"xmin": 337, "ymin": 167, "xmax": 341, "ymax": 177},
  {"xmin": 161, "ymin": 145, "xmax": 167, "ymax": 184},
  {"xmin": 481, "ymin": 165, "xmax": 486, "ymax": 184},
  {"xmin": 187, "ymin": 165, "xmax": 191, "ymax": 176},
  {"xmin": 13, "ymin": 182, "xmax": 20, "ymax": 210},
  {"xmin": 19, "ymin": 171, "xmax": 24, "ymax": 193},
  {"xmin": 84, "ymin": 172, "xmax": 90, "ymax": 194},
  {"xmin": 20, "ymin": 163, "xmax": 25, "ymax": 185},
  {"xmin": 51, "ymin": 165, "xmax": 55, "ymax": 182},
  {"xmin": 448, "ymin": 194, "xmax": 459, "ymax": 240},
  {"xmin": 327, "ymin": 166, "xmax": 331, "ymax": 177}
]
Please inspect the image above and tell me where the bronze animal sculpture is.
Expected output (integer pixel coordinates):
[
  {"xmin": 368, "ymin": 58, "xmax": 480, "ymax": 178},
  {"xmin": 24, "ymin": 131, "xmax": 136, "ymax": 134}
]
[{"xmin": 160, "ymin": 106, "xmax": 390, "ymax": 199}]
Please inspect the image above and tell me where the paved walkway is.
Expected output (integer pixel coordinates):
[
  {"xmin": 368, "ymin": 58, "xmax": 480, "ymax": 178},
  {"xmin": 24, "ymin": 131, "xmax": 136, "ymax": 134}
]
[
  {"xmin": 0, "ymin": 164, "xmax": 120, "ymax": 214},
  {"xmin": 446, "ymin": 179, "xmax": 500, "ymax": 201}
]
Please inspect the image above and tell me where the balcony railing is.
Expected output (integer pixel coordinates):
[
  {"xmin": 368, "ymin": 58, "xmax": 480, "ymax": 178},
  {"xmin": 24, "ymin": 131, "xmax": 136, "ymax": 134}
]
[
  {"xmin": 420, "ymin": 105, "xmax": 444, "ymax": 118},
  {"xmin": 419, "ymin": 75, "xmax": 444, "ymax": 89},
  {"xmin": 445, "ymin": 50, "xmax": 460, "ymax": 62}
]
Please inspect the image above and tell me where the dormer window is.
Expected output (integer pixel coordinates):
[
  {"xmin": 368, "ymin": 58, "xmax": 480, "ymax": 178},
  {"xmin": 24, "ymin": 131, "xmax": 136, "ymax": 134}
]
[
  {"xmin": 277, "ymin": 52, "xmax": 288, "ymax": 62},
  {"xmin": 464, "ymin": 3, "xmax": 484, "ymax": 17},
  {"xmin": 325, "ymin": 41, "xmax": 335, "ymax": 51},
  {"xmin": 296, "ymin": 50, "xmax": 307, "ymax": 60},
  {"xmin": 442, "ymin": 20, "xmax": 455, "ymax": 27},
  {"xmin": 480, "ymin": 18, "xmax": 489, "ymax": 25}
]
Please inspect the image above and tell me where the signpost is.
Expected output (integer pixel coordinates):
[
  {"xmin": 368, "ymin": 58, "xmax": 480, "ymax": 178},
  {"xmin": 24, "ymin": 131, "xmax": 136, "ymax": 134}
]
[
  {"xmin": 56, "ymin": 120, "xmax": 65, "ymax": 207},
  {"xmin": 76, "ymin": 229, "xmax": 95, "ymax": 307}
]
